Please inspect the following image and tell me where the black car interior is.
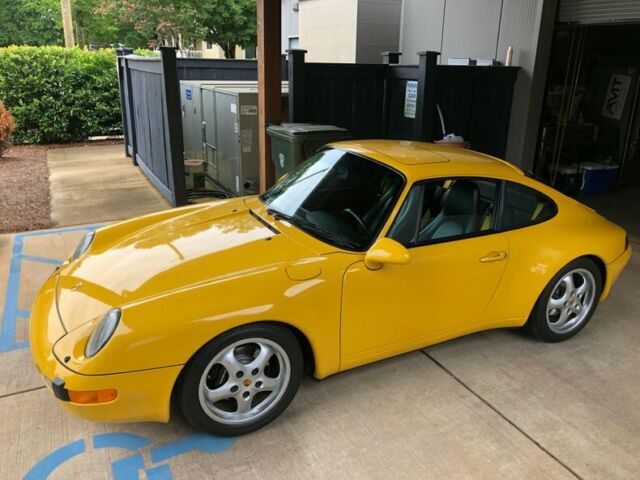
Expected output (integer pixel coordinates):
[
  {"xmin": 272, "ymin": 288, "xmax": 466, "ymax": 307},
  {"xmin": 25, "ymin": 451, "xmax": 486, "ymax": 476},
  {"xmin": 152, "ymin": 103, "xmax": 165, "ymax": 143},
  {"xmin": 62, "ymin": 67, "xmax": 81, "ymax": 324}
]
[
  {"xmin": 295, "ymin": 153, "xmax": 404, "ymax": 249},
  {"xmin": 389, "ymin": 179, "xmax": 498, "ymax": 246}
]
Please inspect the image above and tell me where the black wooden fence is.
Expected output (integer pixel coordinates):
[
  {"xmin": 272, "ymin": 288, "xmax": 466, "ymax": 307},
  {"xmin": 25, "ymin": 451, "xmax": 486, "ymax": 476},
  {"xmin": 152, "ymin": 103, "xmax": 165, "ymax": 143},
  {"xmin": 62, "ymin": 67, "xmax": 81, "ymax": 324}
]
[
  {"xmin": 287, "ymin": 49, "xmax": 519, "ymax": 159},
  {"xmin": 116, "ymin": 47, "xmax": 285, "ymax": 206},
  {"xmin": 117, "ymin": 47, "xmax": 518, "ymax": 206}
]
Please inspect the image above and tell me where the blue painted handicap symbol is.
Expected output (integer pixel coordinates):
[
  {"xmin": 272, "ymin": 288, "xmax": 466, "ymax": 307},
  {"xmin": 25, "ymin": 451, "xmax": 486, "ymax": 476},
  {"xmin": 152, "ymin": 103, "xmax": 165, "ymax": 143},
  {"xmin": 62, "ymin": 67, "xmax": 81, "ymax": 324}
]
[{"xmin": 24, "ymin": 432, "xmax": 235, "ymax": 479}]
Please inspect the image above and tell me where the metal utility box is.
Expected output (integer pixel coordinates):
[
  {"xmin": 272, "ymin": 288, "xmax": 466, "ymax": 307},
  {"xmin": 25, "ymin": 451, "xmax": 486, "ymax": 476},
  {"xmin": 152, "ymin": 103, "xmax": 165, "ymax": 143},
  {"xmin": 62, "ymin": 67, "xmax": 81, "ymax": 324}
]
[
  {"xmin": 207, "ymin": 86, "xmax": 288, "ymax": 196},
  {"xmin": 180, "ymin": 80, "xmax": 208, "ymax": 160},
  {"xmin": 180, "ymin": 80, "xmax": 288, "ymax": 170}
]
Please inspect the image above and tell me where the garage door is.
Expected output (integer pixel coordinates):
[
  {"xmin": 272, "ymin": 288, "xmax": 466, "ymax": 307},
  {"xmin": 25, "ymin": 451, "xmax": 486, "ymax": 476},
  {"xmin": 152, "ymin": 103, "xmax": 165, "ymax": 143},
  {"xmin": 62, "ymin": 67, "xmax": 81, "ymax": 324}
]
[{"xmin": 558, "ymin": 0, "xmax": 640, "ymax": 24}]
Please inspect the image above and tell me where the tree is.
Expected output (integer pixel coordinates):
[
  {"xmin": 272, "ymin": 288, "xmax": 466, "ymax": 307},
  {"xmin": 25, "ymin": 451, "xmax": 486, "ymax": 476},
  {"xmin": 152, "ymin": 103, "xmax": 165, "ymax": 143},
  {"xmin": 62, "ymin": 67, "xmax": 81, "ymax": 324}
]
[
  {"xmin": 75, "ymin": 0, "xmax": 150, "ymax": 48},
  {"xmin": 0, "ymin": 0, "xmax": 150, "ymax": 49},
  {"xmin": 0, "ymin": 0, "xmax": 63, "ymax": 47},
  {"xmin": 98, "ymin": 0, "xmax": 256, "ymax": 57},
  {"xmin": 199, "ymin": 0, "xmax": 256, "ymax": 59}
]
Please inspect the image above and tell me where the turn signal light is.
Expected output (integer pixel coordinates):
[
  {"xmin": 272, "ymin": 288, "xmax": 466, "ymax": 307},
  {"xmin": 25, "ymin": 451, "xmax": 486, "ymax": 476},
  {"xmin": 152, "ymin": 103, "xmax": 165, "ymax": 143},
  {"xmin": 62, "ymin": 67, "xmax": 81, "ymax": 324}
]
[{"xmin": 68, "ymin": 389, "xmax": 118, "ymax": 404}]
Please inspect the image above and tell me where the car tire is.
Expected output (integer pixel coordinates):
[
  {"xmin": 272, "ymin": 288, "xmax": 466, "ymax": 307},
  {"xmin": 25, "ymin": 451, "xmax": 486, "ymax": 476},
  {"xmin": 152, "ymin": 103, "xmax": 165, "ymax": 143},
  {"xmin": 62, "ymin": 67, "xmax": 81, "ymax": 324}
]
[
  {"xmin": 526, "ymin": 257, "xmax": 603, "ymax": 342},
  {"xmin": 179, "ymin": 323, "xmax": 303, "ymax": 436}
]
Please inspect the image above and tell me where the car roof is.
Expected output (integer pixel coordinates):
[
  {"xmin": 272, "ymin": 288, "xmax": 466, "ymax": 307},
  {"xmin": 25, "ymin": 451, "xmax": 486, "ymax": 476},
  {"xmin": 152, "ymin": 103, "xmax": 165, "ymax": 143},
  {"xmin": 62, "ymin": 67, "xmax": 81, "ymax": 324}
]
[{"xmin": 329, "ymin": 140, "xmax": 524, "ymax": 180}]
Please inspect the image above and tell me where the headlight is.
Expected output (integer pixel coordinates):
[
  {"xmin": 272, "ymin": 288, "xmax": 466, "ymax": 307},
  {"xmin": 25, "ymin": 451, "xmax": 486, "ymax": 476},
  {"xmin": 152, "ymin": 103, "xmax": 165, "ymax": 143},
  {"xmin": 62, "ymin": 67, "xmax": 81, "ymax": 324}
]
[
  {"xmin": 71, "ymin": 231, "xmax": 95, "ymax": 262},
  {"xmin": 85, "ymin": 308, "xmax": 120, "ymax": 358}
]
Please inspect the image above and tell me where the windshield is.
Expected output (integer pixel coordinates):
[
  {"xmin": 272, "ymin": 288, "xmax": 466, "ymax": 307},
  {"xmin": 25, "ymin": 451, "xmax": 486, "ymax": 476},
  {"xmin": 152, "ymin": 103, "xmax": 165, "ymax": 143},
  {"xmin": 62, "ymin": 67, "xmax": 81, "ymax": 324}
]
[{"xmin": 260, "ymin": 148, "xmax": 404, "ymax": 251}]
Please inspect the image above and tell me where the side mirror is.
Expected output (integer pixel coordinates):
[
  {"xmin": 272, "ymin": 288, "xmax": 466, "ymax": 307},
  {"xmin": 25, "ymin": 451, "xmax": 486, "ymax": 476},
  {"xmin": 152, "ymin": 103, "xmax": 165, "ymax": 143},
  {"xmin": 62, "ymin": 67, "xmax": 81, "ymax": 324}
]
[{"xmin": 364, "ymin": 238, "xmax": 411, "ymax": 270}]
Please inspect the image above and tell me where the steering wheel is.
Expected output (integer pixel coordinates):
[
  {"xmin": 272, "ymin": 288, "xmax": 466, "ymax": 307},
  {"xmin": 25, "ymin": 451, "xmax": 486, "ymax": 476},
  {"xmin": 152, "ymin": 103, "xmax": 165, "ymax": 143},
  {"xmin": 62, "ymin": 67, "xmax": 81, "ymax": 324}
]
[{"xmin": 341, "ymin": 208, "xmax": 368, "ymax": 236}]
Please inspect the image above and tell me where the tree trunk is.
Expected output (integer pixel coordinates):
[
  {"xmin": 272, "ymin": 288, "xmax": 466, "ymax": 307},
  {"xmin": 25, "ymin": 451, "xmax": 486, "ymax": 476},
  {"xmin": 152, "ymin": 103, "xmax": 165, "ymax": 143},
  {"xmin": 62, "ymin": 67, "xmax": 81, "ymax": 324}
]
[{"xmin": 223, "ymin": 43, "xmax": 236, "ymax": 59}]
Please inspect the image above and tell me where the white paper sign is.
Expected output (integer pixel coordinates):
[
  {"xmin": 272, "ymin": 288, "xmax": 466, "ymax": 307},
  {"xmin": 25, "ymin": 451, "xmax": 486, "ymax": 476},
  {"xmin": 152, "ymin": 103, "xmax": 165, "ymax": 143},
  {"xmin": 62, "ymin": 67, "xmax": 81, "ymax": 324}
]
[
  {"xmin": 241, "ymin": 105, "xmax": 258, "ymax": 116},
  {"xmin": 404, "ymin": 81, "xmax": 418, "ymax": 119},
  {"xmin": 602, "ymin": 74, "xmax": 631, "ymax": 120}
]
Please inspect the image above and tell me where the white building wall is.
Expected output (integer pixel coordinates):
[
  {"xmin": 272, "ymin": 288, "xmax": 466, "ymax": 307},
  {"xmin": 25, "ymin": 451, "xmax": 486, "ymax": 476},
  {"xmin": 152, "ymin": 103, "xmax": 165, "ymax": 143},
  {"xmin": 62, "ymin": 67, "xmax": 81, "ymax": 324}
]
[
  {"xmin": 299, "ymin": 0, "xmax": 359, "ymax": 63},
  {"xmin": 399, "ymin": 0, "xmax": 445, "ymax": 63},
  {"xmin": 355, "ymin": 0, "xmax": 403, "ymax": 63},
  {"xmin": 281, "ymin": 0, "xmax": 300, "ymax": 53},
  {"xmin": 298, "ymin": 0, "xmax": 401, "ymax": 63},
  {"xmin": 399, "ymin": 0, "xmax": 558, "ymax": 169}
]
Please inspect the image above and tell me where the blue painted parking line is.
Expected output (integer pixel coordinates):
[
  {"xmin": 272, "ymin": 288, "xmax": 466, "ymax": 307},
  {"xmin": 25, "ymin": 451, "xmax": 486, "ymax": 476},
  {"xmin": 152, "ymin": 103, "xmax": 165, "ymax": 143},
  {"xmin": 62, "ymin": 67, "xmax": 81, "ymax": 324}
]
[
  {"xmin": 25, "ymin": 432, "xmax": 236, "ymax": 479},
  {"xmin": 0, "ymin": 225, "xmax": 99, "ymax": 353},
  {"xmin": 23, "ymin": 439, "xmax": 86, "ymax": 480}
]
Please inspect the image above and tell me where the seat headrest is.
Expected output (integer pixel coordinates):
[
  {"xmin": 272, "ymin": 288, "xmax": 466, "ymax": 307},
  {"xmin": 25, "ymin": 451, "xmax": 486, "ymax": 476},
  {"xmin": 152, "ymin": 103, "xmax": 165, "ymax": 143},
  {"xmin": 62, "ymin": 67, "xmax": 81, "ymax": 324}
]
[{"xmin": 442, "ymin": 180, "xmax": 479, "ymax": 216}]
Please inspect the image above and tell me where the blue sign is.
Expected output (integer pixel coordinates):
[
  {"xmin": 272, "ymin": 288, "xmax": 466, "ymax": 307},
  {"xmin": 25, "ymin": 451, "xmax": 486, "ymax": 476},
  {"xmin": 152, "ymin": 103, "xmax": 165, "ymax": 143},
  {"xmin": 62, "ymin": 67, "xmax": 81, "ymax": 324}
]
[{"xmin": 186, "ymin": 88, "xmax": 192, "ymax": 101}]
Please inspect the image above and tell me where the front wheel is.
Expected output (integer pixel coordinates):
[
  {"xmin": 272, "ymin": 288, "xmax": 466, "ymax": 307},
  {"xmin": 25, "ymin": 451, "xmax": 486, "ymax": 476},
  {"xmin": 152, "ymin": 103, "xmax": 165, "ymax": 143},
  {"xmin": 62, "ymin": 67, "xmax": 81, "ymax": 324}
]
[
  {"xmin": 179, "ymin": 324, "xmax": 303, "ymax": 436},
  {"xmin": 526, "ymin": 258, "xmax": 602, "ymax": 342}
]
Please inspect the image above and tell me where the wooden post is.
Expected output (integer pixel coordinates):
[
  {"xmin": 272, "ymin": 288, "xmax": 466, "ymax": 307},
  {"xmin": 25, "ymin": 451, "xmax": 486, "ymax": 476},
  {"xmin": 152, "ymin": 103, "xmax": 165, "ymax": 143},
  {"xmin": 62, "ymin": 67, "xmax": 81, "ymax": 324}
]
[
  {"xmin": 287, "ymin": 49, "xmax": 307, "ymax": 122},
  {"xmin": 160, "ymin": 47, "xmax": 187, "ymax": 207},
  {"xmin": 60, "ymin": 0, "xmax": 75, "ymax": 48},
  {"xmin": 415, "ymin": 51, "xmax": 440, "ymax": 141},
  {"xmin": 257, "ymin": 0, "xmax": 282, "ymax": 192},
  {"xmin": 115, "ymin": 48, "xmax": 134, "ymax": 159}
]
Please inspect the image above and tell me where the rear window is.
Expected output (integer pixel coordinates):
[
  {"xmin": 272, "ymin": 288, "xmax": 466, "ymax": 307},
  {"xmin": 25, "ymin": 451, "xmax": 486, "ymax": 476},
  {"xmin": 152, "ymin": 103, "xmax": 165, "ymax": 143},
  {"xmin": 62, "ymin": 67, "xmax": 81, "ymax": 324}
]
[{"xmin": 501, "ymin": 182, "xmax": 556, "ymax": 229}]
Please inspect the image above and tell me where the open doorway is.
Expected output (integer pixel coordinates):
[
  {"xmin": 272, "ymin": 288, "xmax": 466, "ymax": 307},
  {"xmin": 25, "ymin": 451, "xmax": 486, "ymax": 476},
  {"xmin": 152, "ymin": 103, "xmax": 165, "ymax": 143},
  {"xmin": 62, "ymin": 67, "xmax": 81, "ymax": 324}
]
[{"xmin": 536, "ymin": 23, "xmax": 640, "ymax": 240}]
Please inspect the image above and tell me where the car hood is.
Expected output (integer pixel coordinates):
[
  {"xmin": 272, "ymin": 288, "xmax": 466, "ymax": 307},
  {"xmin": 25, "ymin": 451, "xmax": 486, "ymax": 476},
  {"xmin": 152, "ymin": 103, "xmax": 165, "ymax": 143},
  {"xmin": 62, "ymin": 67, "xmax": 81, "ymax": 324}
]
[{"xmin": 55, "ymin": 197, "xmax": 318, "ymax": 331}]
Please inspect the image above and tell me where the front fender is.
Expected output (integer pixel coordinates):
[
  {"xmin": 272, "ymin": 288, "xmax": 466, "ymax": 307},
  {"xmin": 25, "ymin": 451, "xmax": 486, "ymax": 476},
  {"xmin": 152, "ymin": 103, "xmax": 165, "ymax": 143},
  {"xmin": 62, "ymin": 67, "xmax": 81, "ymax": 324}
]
[{"xmin": 53, "ymin": 256, "xmax": 343, "ymax": 379}]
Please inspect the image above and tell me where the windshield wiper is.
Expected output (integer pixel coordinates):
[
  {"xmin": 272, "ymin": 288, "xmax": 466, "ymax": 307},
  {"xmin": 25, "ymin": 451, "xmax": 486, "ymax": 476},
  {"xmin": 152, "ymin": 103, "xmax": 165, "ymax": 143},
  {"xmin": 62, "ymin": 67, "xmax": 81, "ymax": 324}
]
[
  {"xmin": 266, "ymin": 207, "xmax": 360, "ymax": 250},
  {"xmin": 294, "ymin": 218, "xmax": 361, "ymax": 250},
  {"xmin": 266, "ymin": 207, "xmax": 293, "ymax": 222}
]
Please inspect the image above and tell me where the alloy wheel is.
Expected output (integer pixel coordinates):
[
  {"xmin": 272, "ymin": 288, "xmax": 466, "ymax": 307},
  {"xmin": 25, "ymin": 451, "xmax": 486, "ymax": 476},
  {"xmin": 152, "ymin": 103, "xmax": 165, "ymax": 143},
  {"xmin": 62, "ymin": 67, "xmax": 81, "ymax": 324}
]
[
  {"xmin": 546, "ymin": 268, "xmax": 596, "ymax": 334},
  {"xmin": 198, "ymin": 338, "xmax": 291, "ymax": 425}
]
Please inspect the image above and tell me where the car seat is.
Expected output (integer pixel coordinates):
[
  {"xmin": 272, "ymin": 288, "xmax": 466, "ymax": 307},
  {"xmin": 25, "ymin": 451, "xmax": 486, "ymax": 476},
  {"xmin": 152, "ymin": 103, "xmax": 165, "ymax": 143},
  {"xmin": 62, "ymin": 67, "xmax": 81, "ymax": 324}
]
[{"xmin": 418, "ymin": 180, "xmax": 480, "ymax": 241}]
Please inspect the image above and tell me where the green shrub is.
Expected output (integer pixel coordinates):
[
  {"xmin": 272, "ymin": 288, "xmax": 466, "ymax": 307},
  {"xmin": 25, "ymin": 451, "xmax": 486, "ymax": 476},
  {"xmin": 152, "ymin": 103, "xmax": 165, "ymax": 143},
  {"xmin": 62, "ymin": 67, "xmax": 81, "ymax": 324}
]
[
  {"xmin": 0, "ymin": 46, "xmax": 121, "ymax": 144},
  {"xmin": 133, "ymin": 48, "xmax": 160, "ymax": 57}
]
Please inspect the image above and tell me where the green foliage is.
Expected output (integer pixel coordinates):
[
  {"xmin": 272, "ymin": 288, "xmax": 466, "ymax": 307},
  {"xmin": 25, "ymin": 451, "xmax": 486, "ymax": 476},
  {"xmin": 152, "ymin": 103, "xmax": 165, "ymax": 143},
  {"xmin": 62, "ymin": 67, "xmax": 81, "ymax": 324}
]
[
  {"xmin": 0, "ymin": 46, "xmax": 121, "ymax": 144},
  {"xmin": 75, "ymin": 0, "xmax": 151, "ymax": 48},
  {"xmin": 200, "ymin": 0, "xmax": 256, "ymax": 59},
  {"xmin": 133, "ymin": 48, "xmax": 160, "ymax": 57},
  {"xmin": 0, "ymin": 0, "xmax": 151, "ymax": 49},
  {"xmin": 0, "ymin": 0, "xmax": 64, "ymax": 47},
  {"xmin": 103, "ymin": 0, "xmax": 256, "ymax": 57}
]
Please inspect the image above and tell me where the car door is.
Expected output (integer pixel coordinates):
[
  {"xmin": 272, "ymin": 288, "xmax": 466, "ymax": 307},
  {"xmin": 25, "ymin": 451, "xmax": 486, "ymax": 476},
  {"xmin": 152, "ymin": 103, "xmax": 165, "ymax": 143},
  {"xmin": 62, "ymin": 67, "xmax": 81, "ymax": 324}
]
[{"xmin": 340, "ymin": 177, "xmax": 510, "ymax": 370}]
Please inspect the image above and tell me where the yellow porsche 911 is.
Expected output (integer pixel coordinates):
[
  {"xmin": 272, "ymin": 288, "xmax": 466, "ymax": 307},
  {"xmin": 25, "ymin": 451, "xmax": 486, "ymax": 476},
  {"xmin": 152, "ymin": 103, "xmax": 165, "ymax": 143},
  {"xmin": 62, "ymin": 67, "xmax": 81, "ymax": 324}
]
[{"xmin": 31, "ymin": 140, "xmax": 631, "ymax": 436}]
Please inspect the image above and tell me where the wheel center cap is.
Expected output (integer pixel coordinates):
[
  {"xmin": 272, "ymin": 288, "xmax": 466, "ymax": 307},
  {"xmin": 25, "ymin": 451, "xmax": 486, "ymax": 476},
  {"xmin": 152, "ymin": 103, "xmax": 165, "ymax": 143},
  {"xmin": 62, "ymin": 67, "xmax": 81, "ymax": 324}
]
[{"xmin": 243, "ymin": 379, "xmax": 252, "ymax": 387}]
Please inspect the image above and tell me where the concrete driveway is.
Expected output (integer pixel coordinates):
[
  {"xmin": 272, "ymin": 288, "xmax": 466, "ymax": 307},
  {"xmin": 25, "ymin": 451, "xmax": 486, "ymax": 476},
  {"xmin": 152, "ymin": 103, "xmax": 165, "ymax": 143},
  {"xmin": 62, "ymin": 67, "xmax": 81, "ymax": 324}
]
[{"xmin": 1, "ymin": 225, "xmax": 638, "ymax": 479}]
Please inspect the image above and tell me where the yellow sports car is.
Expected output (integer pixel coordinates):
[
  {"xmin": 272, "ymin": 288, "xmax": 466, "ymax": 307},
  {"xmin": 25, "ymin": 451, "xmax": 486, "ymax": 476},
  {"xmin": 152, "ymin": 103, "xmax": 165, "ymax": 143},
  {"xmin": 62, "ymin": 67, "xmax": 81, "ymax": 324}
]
[{"xmin": 31, "ymin": 140, "xmax": 631, "ymax": 436}]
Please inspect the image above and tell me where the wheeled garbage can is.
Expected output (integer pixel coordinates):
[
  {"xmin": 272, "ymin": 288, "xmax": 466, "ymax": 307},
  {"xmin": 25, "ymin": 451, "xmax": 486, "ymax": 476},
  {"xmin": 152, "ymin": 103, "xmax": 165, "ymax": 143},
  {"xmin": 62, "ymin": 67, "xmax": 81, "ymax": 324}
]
[{"xmin": 267, "ymin": 123, "xmax": 351, "ymax": 179}]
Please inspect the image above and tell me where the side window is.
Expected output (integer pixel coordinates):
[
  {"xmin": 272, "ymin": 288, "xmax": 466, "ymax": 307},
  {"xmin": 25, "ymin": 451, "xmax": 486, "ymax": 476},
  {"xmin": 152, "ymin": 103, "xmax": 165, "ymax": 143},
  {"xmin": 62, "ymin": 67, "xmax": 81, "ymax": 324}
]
[
  {"xmin": 388, "ymin": 178, "xmax": 499, "ymax": 246},
  {"xmin": 501, "ymin": 182, "xmax": 556, "ymax": 230}
]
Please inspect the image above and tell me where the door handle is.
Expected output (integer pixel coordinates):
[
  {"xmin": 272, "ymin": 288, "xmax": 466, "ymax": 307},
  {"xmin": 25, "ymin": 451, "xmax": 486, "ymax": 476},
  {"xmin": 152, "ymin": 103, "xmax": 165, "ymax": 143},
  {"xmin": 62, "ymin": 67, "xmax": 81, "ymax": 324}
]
[{"xmin": 479, "ymin": 251, "xmax": 508, "ymax": 263}]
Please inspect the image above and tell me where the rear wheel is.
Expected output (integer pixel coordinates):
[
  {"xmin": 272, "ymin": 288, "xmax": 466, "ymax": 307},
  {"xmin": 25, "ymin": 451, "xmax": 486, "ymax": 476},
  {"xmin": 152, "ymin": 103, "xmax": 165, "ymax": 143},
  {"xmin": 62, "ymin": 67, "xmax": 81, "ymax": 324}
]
[
  {"xmin": 526, "ymin": 258, "xmax": 602, "ymax": 342},
  {"xmin": 180, "ymin": 324, "xmax": 303, "ymax": 436}
]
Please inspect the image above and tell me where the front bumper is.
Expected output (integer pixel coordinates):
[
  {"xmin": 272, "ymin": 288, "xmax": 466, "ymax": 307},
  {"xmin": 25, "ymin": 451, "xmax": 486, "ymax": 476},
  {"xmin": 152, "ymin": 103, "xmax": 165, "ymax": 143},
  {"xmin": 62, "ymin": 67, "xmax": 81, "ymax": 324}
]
[{"xmin": 30, "ymin": 275, "xmax": 181, "ymax": 423}]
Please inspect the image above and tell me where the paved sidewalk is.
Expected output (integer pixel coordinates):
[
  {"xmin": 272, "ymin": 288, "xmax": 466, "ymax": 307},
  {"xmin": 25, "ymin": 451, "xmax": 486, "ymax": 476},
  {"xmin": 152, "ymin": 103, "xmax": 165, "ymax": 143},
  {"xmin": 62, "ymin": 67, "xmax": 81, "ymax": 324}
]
[
  {"xmin": 48, "ymin": 144, "xmax": 170, "ymax": 227},
  {"xmin": 0, "ymin": 225, "xmax": 638, "ymax": 479}
]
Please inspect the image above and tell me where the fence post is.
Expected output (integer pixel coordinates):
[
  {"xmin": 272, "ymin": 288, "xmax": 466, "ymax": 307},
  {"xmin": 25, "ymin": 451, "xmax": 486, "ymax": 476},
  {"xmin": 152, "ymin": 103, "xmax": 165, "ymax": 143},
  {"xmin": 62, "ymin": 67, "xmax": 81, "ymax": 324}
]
[
  {"xmin": 160, "ymin": 46, "xmax": 187, "ymax": 207},
  {"xmin": 115, "ymin": 47, "xmax": 134, "ymax": 159},
  {"xmin": 287, "ymin": 49, "xmax": 307, "ymax": 122},
  {"xmin": 381, "ymin": 51, "xmax": 401, "ymax": 65},
  {"xmin": 415, "ymin": 50, "xmax": 440, "ymax": 141},
  {"xmin": 381, "ymin": 51, "xmax": 401, "ymax": 138}
]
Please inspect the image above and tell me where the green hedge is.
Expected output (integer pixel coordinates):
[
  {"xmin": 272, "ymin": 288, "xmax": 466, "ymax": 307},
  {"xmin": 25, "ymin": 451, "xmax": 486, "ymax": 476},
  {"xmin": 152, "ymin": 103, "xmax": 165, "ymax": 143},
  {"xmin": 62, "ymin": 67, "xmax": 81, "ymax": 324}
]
[{"xmin": 0, "ymin": 46, "xmax": 121, "ymax": 144}]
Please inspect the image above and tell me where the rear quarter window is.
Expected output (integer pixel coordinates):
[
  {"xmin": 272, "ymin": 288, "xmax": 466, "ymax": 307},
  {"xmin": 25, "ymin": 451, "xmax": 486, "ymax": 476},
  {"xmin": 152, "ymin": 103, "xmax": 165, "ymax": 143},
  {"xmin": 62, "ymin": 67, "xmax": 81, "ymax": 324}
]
[{"xmin": 501, "ymin": 182, "xmax": 557, "ymax": 230}]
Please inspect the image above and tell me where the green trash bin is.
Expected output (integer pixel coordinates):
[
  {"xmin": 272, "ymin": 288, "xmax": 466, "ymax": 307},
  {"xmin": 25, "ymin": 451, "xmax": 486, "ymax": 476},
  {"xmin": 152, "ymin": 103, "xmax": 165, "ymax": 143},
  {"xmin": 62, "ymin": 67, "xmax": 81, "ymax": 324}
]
[{"xmin": 267, "ymin": 123, "xmax": 351, "ymax": 179}]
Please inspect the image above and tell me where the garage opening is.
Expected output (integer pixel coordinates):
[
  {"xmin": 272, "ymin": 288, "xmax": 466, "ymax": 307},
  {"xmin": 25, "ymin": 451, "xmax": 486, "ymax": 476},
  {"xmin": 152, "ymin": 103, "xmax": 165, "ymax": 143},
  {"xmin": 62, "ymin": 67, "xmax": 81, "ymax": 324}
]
[{"xmin": 535, "ymin": 21, "xmax": 640, "ymax": 240}]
